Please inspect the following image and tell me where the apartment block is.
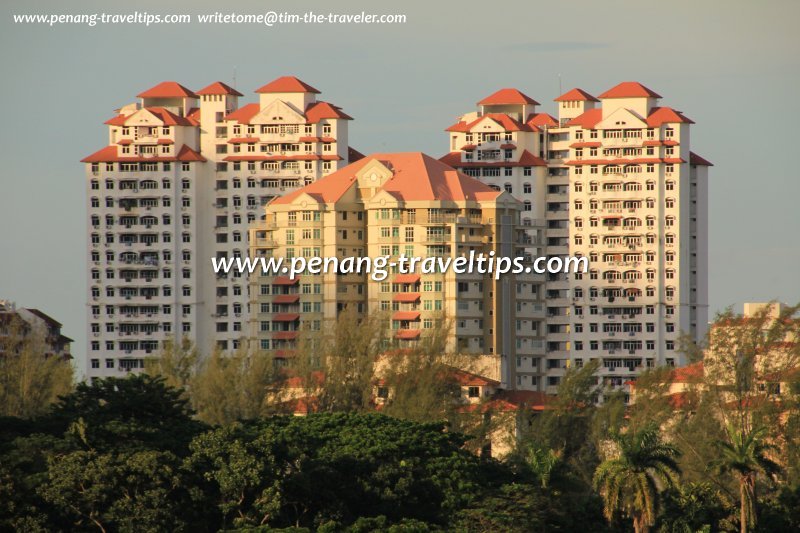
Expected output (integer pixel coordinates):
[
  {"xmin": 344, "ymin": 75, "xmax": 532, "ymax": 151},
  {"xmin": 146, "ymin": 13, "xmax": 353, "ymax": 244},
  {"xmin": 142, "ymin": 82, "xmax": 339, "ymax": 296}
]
[
  {"xmin": 0, "ymin": 300, "xmax": 73, "ymax": 359},
  {"xmin": 248, "ymin": 152, "xmax": 546, "ymax": 389},
  {"xmin": 441, "ymin": 82, "xmax": 711, "ymax": 395},
  {"xmin": 81, "ymin": 76, "xmax": 359, "ymax": 379}
]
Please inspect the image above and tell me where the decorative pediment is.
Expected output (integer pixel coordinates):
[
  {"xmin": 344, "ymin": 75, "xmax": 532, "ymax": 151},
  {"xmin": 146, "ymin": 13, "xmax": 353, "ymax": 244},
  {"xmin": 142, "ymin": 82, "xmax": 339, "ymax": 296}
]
[
  {"xmin": 124, "ymin": 108, "xmax": 163, "ymax": 127},
  {"xmin": 468, "ymin": 116, "xmax": 505, "ymax": 133},
  {"xmin": 597, "ymin": 107, "xmax": 648, "ymax": 129},
  {"xmin": 250, "ymin": 99, "xmax": 305, "ymax": 125},
  {"xmin": 356, "ymin": 159, "xmax": 394, "ymax": 190}
]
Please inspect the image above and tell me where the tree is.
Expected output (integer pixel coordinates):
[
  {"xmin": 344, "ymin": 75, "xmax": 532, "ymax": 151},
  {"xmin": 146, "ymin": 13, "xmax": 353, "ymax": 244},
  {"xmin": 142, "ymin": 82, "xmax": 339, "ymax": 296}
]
[
  {"xmin": 0, "ymin": 315, "xmax": 73, "ymax": 418},
  {"xmin": 49, "ymin": 374, "xmax": 204, "ymax": 454},
  {"xmin": 189, "ymin": 344, "xmax": 283, "ymax": 425},
  {"xmin": 715, "ymin": 425, "xmax": 779, "ymax": 533},
  {"xmin": 594, "ymin": 424, "xmax": 681, "ymax": 533},
  {"xmin": 144, "ymin": 335, "xmax": 200, "ymax": 392}
]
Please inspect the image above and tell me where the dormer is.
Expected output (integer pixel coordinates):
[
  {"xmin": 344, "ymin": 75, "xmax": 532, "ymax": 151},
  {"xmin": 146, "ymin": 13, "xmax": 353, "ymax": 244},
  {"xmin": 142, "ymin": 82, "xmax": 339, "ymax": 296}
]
[
  {"xmin": 477, "ymin": 88, "xmax": 539, "ymax": 122},
  {"xmin": 554, "ymin": 88, "xmax": 599, "ymax": 125},
  {"xmin": 137, "ymin": 81, "xmax": 198, "ymax": 117},
  {"xmin": 255, "ymin": 76, "xmax": 320, "ymax": 113},
  {"xmin": 598, "ymin": 82, "xmax": 661, "ymax": 120}
]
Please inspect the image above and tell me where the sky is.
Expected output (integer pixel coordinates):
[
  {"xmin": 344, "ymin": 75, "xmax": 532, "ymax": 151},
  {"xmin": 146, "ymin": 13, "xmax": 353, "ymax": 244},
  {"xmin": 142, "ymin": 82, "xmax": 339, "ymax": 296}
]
[{"xmin": 1, "ymin": 0, "xmax": 799, "ymax": 374}]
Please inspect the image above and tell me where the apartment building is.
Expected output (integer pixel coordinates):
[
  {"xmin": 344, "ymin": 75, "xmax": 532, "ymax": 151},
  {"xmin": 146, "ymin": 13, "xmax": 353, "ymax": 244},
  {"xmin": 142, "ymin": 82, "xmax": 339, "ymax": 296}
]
[
  {"xmin": 441, "ymin": 82, "xmax": 711, "ymax": 395},
  {"xmin": 248, "ymin": 152, "xmax": 546, "ymax": 389},
  {"xmin": 81, "ymin": 76, "xmax": 359, "ymax": 379},
  {"xmin": 0, "ymin": 300, "xmax": 73, "ymax": 359}
]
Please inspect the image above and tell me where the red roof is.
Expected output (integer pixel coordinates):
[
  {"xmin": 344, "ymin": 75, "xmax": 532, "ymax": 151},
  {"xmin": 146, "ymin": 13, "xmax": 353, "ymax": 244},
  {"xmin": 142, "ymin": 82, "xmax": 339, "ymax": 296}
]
[
  {"xmin": 646, "ymin": 107, "xmax": 695, "ymax": 127},
  {"xmin": 273, "ymin": 294, "xmax": 300, "ymax": 304},
  {"xmin": 81, "ymin": 144, "xmax": 205, "ymax": 163},
  {"xmin": 393, "ymin": 292, "xmax": 421, "ymax": 303},
  {"xmin": 137, "ymin": 81, "xmax": 197, "ymax": 99},
  {"xmin": 555, "ymin": 87, "xmax": 599, "ymax": 102},
  {"xmin": 196, "ymin": 81, "xmax": 243, "ymax": 97},
  {"xmin": 642, "ymin": 139, "xmax": 679, "ymax": 147},
  {"xmin": 273, "ymin": 152, "xmax": 503, "ymax": 206},
  {"xmin": 570, "ymin": 141, "xmax": 602, "ymax": 148},
  {"xmin": 395, "ymin": 329, "xmax": 421, "ymax": 340},
  {"xmin": 273, "ymin": 276, "xmax": 299, "ymax": 285},
  {"xmin": 690, "ymin": 152, "xmax": 713, "ymax": 166},
  {"xmin": 224, "ymin": 103, "xmax": 260, "ymax": 124},
  {"xmin": 451, "ymin": 368, "xmax": 500, "ymax": 387},
  {"xmin": 157, "ymin": 139, "xmax": 174, "ymax": 145},
  {"xmin": 448, "ymin": 113, "xmax": 534, "ymax": 133},
  {"xmin": 671, "ymin": 362, "xmax": 704, "ymax": 383},
  {"xmin": 227, "ymin": 137, "xmax": 260, "ymax": 144},
  {"xmin": 305, "ymin": 101, "xmax": 353, "ymax": 122},
  {"xmin": 394, "ymin": 274, "xmax": 420, "ymax": 284},
  {"xmin": 499, "ymin": 143, "xmax": 516, "ymax": 150},
  {"xmin": 565, "ymin": 108, "xmax": 603, "ymax": 129},
  {"xmin": 256, "ymin": 76, "xmax": 321, "ymax": 94},
  {"xmin": 117, "ymin": 139, "xmax": 132, "ymax": 146},
  {"xmin": 478, "ymin": 88, "xmax": 539, "ymax": 106},
  {"xmin": 599, "ymin": 82, "xmax": 662, "ymax": 99},
  {"xmin": 392, "ymin": 311, "xmax": 421, "ymax": 321},
  {"xmin": 527, "ymin": 112, "xmax": 558, "ymax": 128},
  {"xmin": 146, "ymin": 107, "xmax": 197, "ymax": 127}
]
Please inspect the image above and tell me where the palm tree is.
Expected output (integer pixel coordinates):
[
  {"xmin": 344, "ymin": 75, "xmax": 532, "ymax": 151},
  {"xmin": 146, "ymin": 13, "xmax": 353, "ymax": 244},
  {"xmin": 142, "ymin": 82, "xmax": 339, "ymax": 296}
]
[
  {"xmin": 594, "ymin": 424, "xmax": 681, "ymax": 533},
  {"xmin": 716, "ymin": 425, "xmax": 779, "ymax": 533},
  {"xmin": 526, "ymin": 445, "xmax": 562, "ymax": 488}
]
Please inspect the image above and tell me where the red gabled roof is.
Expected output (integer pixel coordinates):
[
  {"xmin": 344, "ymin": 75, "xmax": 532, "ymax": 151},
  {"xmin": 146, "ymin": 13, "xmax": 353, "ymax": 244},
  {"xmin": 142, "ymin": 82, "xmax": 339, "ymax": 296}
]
[
  {"xmin": 146, "ymin": 107, "xmax": 196, "ymax": 127},
  {"xmin": 527, "ymin": 112, "xmax": 558, "ymax": 128},
  {"xmin": 176, "ymin": 145, "xmax": 206, "ymax": 162},
  {"xmin": 256, "ymin": 76, "xmax": 320, "ymax": 94},
  {"xmin": 446, "ymin": 113, "xmax": 534, "ymax": 133},
  {"xmin": 224, "ymin": 103, "xmax": 260, "ymax": 124},
  {"xmin": 451, "ymin": 368, "xmax": 500, "ymax": 387},
  {"xmin": 186, "ymin": 107, "xmax": 200, "ymax": 124},
  {"xmin": 104, "ymin": 114, "xmax": 129, "ymax": 126},
  {"xmin": 599, "ymin": 81, "xmax": 662, "ymax": 99},
  {"xmin": 478, "ymin": 88, "xmax": 540, "ymax": 106},
  {"xmin": 137, "ymin": 81, "xmax": 197, "ymax": 99},
  {"xmin": 554, "ymin": 87, "xmax": 599, "ymax": 102},
  {"xmin": 565, "ymin": 108, "xmax": 603, "ymax": 129},
  {"xmin": 196, "ymin": 81, "xmax": 243, "ymax": 97},
  {"xmin": 690, "ymin": 152, "xmax": 713, "ymax": 166},
  {"xmin": 305, "ymin": 101, "xmax": 353, "ymax": 122},
  {"xmin": 646, "ymin": 107, "xmax": 695, "ymax": 127}
]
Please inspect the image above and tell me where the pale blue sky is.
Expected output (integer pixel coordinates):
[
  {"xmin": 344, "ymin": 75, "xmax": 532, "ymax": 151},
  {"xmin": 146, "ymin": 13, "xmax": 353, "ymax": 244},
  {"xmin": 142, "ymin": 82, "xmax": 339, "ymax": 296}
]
[{"xmin": 1, "ymin": 0, "xmax": 798, "ymax": 371}]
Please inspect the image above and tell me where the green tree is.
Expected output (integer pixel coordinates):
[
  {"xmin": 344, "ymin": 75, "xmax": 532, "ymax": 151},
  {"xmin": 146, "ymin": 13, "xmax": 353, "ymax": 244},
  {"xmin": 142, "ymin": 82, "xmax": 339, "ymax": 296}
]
[
  {"xmin": 0, "ymin": 315, "xmax": 73, "ymax": 418},
  {"xmin": 715, "ymin": 425, "xmax": 779, "ymax": 533},
  {"xmin": 594, "ymin": 424, "xmax": 681, "ymax": 533},
  {"xmin": 49, "ymin": 374, "xmax": 204, "ymax": 454}
]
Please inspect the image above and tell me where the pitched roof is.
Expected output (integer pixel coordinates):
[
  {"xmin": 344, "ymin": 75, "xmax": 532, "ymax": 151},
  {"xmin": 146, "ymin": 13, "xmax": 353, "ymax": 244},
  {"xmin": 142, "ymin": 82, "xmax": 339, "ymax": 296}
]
[
  {"xmin": 305, "ymin": 101, "xmax": 353, "ymax": 122},
  {"xmin": 646, "ymin": 106, "xmax": 695, "ymax": 127},
  {"xmin": 255, "ymin": 76, "xmax": 320, "ymax": 94},
  {"xmin": 599, "ymin": 81, "xmax": 662, "ymax": 99},
  {"xmin": 272, "ymin": 152, "xmax": 503, "ymax": 206},
  {"xmin": 146, "ymin": 107, "xmax": 196, "ymax": 126},
  {"xmin": 527, "ymin": 112, "xmax": 558, "ymax": 128},
  {"xmin": 348, "ymin": 146, "xmax": 365, "ymax": 162},
  {"xmin": 565, "ymin": 108, "xmax": 603, "ymax": 129},
  {"xmin": 689, "ymin": 152, "xmax": 713, "ymax": 166},
  {"xmin": 446, "ymin": 113, "xmax": 534, "ymax": 133},
  {"xmin": 554, "ymin": 87, "xmax": 599, "ymax": 102},
  {"xmin": 223, "ymin": 103, "xmax": 260, "ymax": 124},
  {"xmin": 81, "ymin": 144, "xmax": 206, "ymax": 163},
  {"xmin": 478, "ymin": 88, "xmax": 540, "ymax": 106},
  {"xmin": 137, "ymin": 81, "xmax": 197, "ymax": 99},
  {"xmin": 196, "ymin": 81, "xmax": 243, "ymax": 97}
]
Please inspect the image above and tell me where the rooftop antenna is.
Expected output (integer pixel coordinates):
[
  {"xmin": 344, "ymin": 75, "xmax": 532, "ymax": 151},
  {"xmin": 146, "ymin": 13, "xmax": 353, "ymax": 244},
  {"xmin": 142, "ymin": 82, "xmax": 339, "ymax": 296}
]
[
  {"xmin": 558, "ymin": 73, "xmax": 562, "ymax": 95},
  {"xmin": 233, "ymin": 66, "xmax": 237, "ymax": 90}
]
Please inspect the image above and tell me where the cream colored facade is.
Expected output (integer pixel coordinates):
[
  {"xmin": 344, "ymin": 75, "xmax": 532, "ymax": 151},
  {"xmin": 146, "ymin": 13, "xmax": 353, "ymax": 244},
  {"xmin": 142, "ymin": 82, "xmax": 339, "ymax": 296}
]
[
  {"xmin": 248, "ymin": 152, "xmax": 545, "ymax": 389},
  {"xmin": 441, "ymin": 83, "xmax": 711, "ymax": 395},
  {"xmin": 82, "ymin": 77, "xmax": 358, "ymax": 380}
]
